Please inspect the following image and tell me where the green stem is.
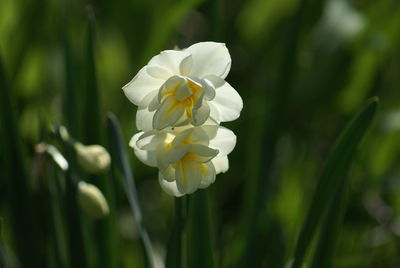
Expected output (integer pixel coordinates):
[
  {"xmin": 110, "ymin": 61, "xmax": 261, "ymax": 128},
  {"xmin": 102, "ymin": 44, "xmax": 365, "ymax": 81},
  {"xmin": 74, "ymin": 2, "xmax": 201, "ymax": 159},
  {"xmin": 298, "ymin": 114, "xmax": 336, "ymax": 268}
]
[
  {"xmin": 186, "ymin": 191, "xmax": 215, "ymax": 268},
  {"xmin": 166, "ymin": 197, "xmax": 187, "ymax": 268}
]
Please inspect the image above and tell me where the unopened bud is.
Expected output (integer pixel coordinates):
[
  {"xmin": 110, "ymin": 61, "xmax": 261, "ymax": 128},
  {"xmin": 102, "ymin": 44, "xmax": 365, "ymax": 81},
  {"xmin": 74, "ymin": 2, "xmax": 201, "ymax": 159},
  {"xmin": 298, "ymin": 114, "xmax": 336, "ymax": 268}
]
[
  {"xmin": 77, "ymin": 181, "xmax": 109, "ymax": 219},
  {"xmin": 75, "ymin": 143, "xmax": 111, "ymax": 174}
]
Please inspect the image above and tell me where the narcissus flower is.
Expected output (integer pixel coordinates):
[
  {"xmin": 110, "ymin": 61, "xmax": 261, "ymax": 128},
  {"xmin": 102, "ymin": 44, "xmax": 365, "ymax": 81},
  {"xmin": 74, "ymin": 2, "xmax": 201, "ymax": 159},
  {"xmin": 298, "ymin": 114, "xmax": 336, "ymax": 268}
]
[
  {"xmin": 123, "ymin": 42, "xmax": 243, "ymax": 131},
  {"xmin": 129, "ymin": 125, "xmax": 236, "ymax": 196}
]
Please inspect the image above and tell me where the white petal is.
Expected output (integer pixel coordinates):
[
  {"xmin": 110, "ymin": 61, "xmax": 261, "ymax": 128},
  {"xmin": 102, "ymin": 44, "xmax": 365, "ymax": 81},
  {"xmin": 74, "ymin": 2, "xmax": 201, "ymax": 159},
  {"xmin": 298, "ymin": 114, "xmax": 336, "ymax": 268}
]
[
  {"xmin": 175, "ymin": 160, "xmax": 202, "ymax": 194},
  {"xmin": 199, "ymin": 162, "xmax": 216, "ymax": 188},
  {"xmin": 172, "ymin": 128, "xmax": 194, "ymax": 146},
  {"xmin": 153, "ymin": 95, "xmax": 185, "ymax": 130},
  {"xmin": 185, "ymin": 42, "xmax": 231, "ymax": 79},
  {"xmin": 161, "ymin": 166, "xmax": 176, "ymax": 182},
  {"xmin": 179, "ymin": 55, "xmax": 193, "ymax": 76},
  {"xmin": 136, "ymin": 107, "xmax": 155, "ymax": 132},
  {"xmin": 156, "ymin": 146, "xmax": 172, "ymax": 171},
  {"xmin": 137, "ymin": 131, "xmax": 166, "ymax": 150},
  {"xmin": 210, "ymin": 81, "xmax": 243, "ymax": 122},
  {"xmin": 139, "ymin": 90, "xmax": 159, "ymax": 108},
  {"xmin": 175, "ymin": 81, "xmax": 193, "ymax": 101},
  {"xmin": 191, "ymin": 103, "xmax": 210, "ymax": 126},
  {"xmin": 200, "ymin": 79, "xmax": 216, "ymax": 100},
  {"xmin": 211, "ymin": 155, "xmax": 229, "ymax": 174},
  {"xmin": 148, "ymin": 50, "xmax": 190, "ymax": 75},
  {"xmin": 169, "ymin": 144, "xmax": 190, "ymax": 163},
  {"xmin": 178, "ymin": 127, "xmax": 208, "ymax": 146},
  {"xmin": 158, "ymin": 173, "xmax": 185, "ymax": 197},
  {"xmin": 129, "ymin": 133, "xmax": 157, "ymax": 167},
  {"xmin": 123, "ymin": 66, "xmax": 164, "ymax": 106},
  {"xmin": 204, "ymin": 126, "xmax": 237, "ymax": 156},
  {"xmin": 208, "ymin": 102, "xmax": 221, "ymax": 124},
  {"xmin": 189, "ymin": 144, "xmax": 218, "ymax": 162},
  {"xmin": 147, "ymin": 65, "xmax": 173, "ymax": 80}
]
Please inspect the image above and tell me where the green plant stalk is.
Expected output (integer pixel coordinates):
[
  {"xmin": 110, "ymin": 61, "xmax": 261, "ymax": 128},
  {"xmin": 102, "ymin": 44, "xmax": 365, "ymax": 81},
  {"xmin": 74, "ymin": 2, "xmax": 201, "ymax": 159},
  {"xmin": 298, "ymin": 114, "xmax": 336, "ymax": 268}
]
[
  {"xmin": 107, "ymin": 114, "xmax": 155, "ymax": 268},
  {"xmin": 292, "ymin": 98, "xmax": 378, "ymax": 268},
  {"xmin": 0, "ymin": 55, "xmax": 40, "ymax": 267},
  {"xmin": 186, "ymin": 191, "xmax": 216, "ymax": 268},
  {"xmin": 241, "ymin": 0, "xmax": 309, "ymax": 266},
  {"xmin": 166, "ymin": 197, "xmax": 187, "ymax": 268},
  {"xmin": 61, "ymin": 0, "xmax": 81, "ymax": 139},
  {"xmin": 48, "ymin": 164, "xmax": 70, "ymax": 268},
  {"xmin": 65, "ymin": 172, "xmax": 88, "ymax": 268}
]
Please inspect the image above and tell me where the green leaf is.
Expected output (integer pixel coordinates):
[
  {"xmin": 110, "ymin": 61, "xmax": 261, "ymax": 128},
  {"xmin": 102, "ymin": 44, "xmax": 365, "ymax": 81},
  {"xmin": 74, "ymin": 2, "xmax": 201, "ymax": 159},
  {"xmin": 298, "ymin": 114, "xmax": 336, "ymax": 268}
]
[
  {"xmin": 292, "ymin": 97, "xmax": 379, "ymax": 268},
  {"xmin": 83, "ymin": 9, "xmax": 119, "ymax": 268},
  {"xmin": 186, "ymin": 191, "xmax": 216, "ymax": 268},
  {"xmin": 83, "ymin": 8, "xmax": 101, "ymax": 145},
  {"xmin": 0, "ymin": 54, "xmax": 40, "ymax": 267},
  {"xmin": 310, "ymin": 181, "xmax": 348, "ymax": 268},
  {"xmin": 240, "ymin": 0, "xmax": 310, "ymax": 266},
  {"xmin": 0, "ymin": 218, "xmax": 9, "ymax": 268},
  {"xmin": 48, "ymin": 164, "xmax": 70, "ymax": 268},
  {"xmin": 54, "ymin": 124, "xmax": 92, "ymax": 268},
  {"xmin": 106, "ymin": 114, "xmax": 155, "ymax": 268}
]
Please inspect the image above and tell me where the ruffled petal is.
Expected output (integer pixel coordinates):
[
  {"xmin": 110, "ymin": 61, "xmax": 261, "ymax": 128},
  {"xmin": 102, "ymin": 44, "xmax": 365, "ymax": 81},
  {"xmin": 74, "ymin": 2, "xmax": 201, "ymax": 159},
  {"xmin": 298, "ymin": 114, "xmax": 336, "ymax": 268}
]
[
  {"xmin": 136, "ymin": 107, "xmax": 155, "ymax": 132},
  {"xmin": 153, "ymin": 95, "xmax": 185, "ymax": 130},
  {"xmin": 203, "ymin": 125, "xmax": 237, "ymax": 156},
  {"xmin": 122, "ymin": 66, "xmax": 164, "ymax": 106},
  {"xmin": 175, "ymin": 160, "xmax": 202, "ymax": 194},
  {"xmin": 129, "ymin": 132, "xmax": 157, "ymax": 167},
  {"xmin": 211, "ymin": 155, "xmax": 229, "ymax": 174},
  {"xmin": 158, "ymin": 173, "xmax": 185, "ymax": 197},
  {"xmin": 199, "ymin": 162, "xmax": 216, "ymax": 188},
  {"xmin": 185, "ymin": 42, "xmax": 231, "ymax": 79},
  {"xmin": 147, "ymin": 50, "xmax": 191, "ymax": 76},
  {"xmin": 189, "ymin": 144, "xmax": 219, "ymax": 162},
  {"xmin": 210, "ymin": 81, "xmax": 243, "ymax": 122},
  {"xmin": 191, "ymin": 103, "xmax": 210, "ymax": 126}
]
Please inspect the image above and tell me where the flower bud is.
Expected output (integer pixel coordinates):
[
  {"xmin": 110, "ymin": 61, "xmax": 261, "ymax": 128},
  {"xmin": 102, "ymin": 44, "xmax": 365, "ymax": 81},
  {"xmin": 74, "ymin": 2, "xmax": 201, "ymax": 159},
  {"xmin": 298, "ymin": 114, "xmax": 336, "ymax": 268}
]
[
  {"xmin": 77, "ymin": 182, "xmax": 109, "ymax": 219},
  {"xmin": 75, "ymin": 143, "xmax": 111, "ymax": 174}
]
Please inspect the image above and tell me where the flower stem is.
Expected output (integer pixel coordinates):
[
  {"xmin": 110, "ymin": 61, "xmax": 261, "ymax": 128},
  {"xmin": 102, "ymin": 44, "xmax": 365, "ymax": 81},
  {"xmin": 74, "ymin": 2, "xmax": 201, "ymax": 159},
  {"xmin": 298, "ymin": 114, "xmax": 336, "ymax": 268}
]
[{"xmin": 166, "ymin": 196, "xmax": 188, "ymax": 268}]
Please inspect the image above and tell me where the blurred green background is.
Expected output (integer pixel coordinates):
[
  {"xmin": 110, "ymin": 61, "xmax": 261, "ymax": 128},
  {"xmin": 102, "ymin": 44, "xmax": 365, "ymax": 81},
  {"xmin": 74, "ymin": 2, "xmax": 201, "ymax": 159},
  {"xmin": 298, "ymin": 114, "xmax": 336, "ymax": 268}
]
[{"xmin": 1, "ymin": 0, "xmax": 400, "ymax": 267}]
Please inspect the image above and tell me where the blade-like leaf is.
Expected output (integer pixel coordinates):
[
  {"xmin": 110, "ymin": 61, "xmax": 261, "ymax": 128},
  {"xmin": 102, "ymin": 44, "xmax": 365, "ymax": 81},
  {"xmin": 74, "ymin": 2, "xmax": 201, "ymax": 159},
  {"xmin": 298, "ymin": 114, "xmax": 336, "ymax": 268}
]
[
  {"xmin": 310, "ymin": 181, "xmax": 348, "ymax": 268},
  {"xmin": 0, "ymin": 55, "xmax": 40, "ymax": 267},
  {"xmin": 240, "ymin": 0, "xmax": 309, "ymax": 266},
  {"xmin": 0, "ymin": 218, "xmax": 9, "ymax": 268},
  {"xmin": 186, "ymin": 191, "xmax": 216, "ymax": 268},
  {"xmin": 54, "ymin": 124, "xmax": 92, "ymax": 268},
  {"xmin": 292, "ymin": 98, "xmax": 379, "ymax": 268},
  {"xmin": 106, "ymin": 114, "xmax": 155, "ymax": 268},
  {"xmin": 83, "ymin": 9, "xmax": 119, "ymax": 268},
  {"xmin": 48, "ymin": 164, "xmax": 70, "ymax": 268}
]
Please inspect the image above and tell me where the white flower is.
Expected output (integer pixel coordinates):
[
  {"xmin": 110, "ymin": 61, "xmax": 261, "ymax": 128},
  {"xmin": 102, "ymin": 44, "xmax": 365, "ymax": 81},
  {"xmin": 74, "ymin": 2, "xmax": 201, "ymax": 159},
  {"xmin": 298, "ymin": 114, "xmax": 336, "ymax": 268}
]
[
  {"xmin": 123, "ymin": 42, "xmax": 243, "ymax": 131},
  {"xmin": 129, "ymin": 125, "xmax": 236, "ymax": 196}
]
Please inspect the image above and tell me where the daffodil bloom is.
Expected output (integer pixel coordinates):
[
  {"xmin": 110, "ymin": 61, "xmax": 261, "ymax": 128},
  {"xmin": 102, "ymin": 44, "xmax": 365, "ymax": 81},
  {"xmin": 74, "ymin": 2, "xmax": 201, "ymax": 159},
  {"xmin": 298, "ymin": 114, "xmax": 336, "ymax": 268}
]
[
  {"xmin": 129, "ymin": 125, "xmax": 236, "ymax": 196},
  {"xmin": 123, "ymin": 42, "xmax": 243, "ymax": 131}
]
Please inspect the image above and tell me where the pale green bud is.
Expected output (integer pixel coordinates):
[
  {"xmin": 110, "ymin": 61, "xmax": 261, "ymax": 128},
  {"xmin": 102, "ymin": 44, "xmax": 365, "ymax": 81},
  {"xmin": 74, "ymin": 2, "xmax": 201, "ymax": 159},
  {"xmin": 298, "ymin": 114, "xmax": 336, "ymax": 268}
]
[
  {"xmin": 77, "ymin": 182, "xmax": 109, "ymax": 219},
  {"xmin": 75, "ymin": 143, "xmax": 111, "ymax": 174}
]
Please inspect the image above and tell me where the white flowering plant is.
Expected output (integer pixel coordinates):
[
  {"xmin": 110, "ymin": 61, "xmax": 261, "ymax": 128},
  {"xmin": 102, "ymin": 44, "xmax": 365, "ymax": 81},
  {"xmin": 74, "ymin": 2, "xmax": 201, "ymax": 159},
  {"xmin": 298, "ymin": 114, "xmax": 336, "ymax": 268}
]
[{"xmin": 123, "ymin": 42, "xmax": 243, "ymax": 196}]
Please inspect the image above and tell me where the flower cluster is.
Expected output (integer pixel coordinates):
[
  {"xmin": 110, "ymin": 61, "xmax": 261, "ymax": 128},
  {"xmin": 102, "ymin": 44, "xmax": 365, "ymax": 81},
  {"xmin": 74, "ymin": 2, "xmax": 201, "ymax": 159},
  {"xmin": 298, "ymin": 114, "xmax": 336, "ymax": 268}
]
[{"xmin": 123, "ymin": 42, "xmax": 242, "ymax": 196}]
